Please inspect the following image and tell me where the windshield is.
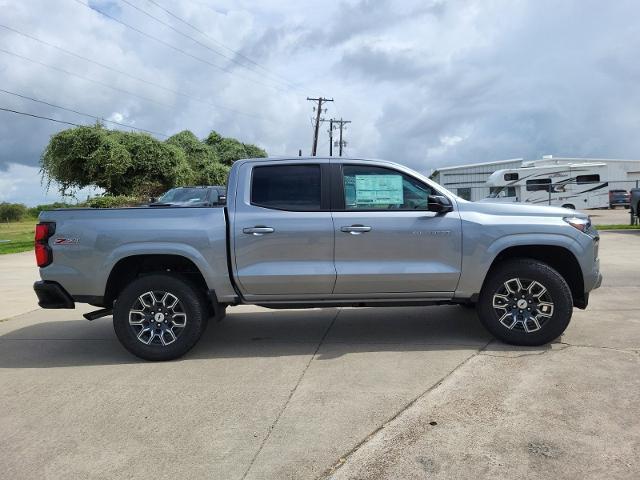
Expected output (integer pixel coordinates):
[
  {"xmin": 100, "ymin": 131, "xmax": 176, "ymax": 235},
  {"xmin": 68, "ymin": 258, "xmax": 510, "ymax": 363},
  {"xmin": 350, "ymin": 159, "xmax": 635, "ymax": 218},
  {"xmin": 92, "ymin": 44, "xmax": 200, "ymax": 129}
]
[{"xmin": 158, "ymin": 188, "xmax": 209, "ymax": 203}]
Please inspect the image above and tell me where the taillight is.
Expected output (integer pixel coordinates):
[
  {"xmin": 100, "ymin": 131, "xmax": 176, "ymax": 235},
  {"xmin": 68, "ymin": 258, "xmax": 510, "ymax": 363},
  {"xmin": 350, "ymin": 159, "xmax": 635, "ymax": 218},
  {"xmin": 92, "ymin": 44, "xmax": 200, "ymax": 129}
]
[{"xmin": 34, "ymin": 222, "xmax": 55, "ymax": 267}]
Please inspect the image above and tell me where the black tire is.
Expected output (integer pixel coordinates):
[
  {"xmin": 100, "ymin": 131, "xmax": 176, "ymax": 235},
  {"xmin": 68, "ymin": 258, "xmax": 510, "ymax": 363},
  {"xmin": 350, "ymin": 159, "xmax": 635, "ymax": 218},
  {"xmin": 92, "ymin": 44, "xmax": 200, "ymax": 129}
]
[
  {"xmin": 477, "ymin": 259, "xmax": 573, "ymax": 346},
  {"xmin": 113, "ymin": 274, "xmax": 208, "ymax": 361},
  {"xmin": 213, "ymin": 305, "xmax": 227, "ymax": 322},
  {"xmin": 562, "ymin": 204, "xmax": 575, "ymax": 210}
]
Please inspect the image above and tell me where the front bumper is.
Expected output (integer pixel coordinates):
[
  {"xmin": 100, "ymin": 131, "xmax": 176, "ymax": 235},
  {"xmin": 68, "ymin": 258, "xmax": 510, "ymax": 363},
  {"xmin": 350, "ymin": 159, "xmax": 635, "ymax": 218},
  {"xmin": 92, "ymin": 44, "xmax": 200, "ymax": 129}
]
[
  {"xmin": 593, "ymin": 271, "xmax": 603, "ymax": 289},
  {"xmin": 33, "ymin": 281, "xmax": 75, "ymax": 309}
]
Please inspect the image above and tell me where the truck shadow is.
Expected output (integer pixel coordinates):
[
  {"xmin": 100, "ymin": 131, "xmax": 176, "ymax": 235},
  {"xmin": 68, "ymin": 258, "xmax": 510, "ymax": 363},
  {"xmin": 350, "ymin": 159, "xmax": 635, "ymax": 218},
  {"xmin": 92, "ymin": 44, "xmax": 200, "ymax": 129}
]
[{"xmin": 0, "ymin": 305, "xmax": 550, "ymax": 368}]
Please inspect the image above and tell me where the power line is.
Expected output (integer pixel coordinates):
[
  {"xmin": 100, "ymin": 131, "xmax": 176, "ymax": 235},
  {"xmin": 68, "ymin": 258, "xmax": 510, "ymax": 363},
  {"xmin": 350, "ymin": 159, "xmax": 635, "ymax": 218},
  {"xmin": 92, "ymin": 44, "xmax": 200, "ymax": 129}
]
[
  {"xmin": 307, "ymin": 97, "xmax": 333, "ymax": 156},
  {"xmin": 0, "ymin": 106, "xmax": 82, "ymax": 127},
  {"xmin": 0, "ymin": 24, "xmax": 264, "ymax": 119},
  {"xmin": 0, "ymin": 47, "xmax": 174, "ymax": 109},
  {"xmin": 0, "ymin": 88, "xmax": 168, "ymax": 137},
  {"xmin": 143, "ymin": 0, "xmax": 298, "ymax": 90},
  {"xmin": 120, "ymin": 0, "xmax": 295, "ymax": 91},
  {"xmin": 0, "ymin": 47, "xmax": 265, "ymax": 120},
  {"xmin": 72, "ymin": 0, "xmax": 287, "ymax": 93}
]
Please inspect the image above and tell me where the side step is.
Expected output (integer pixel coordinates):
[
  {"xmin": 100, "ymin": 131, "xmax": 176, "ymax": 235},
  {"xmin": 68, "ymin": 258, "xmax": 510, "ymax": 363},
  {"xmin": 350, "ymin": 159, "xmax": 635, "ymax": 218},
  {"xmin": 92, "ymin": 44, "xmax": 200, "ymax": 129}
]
[{"xmin": 83, "ymin": 308, "xmax": 113, "ymax": 321}]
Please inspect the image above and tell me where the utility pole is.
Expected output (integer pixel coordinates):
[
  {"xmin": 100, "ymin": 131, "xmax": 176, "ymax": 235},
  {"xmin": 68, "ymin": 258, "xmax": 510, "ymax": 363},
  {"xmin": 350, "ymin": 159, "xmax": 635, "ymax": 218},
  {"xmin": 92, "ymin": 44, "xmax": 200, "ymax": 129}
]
[
  {"xmin": 307, "ymin": 97, "xmax": 333, "ymax": 156},
  {"xmin": 333, "ymin": 118, "xmax": 351, "ymax": 156},
  {"xmin": 329, "ymin": 119, "xmax": 334, "ymax": 156},
  {"xmin": 319, "ymin": 118, "xmax": 335, "ymax": 156}
]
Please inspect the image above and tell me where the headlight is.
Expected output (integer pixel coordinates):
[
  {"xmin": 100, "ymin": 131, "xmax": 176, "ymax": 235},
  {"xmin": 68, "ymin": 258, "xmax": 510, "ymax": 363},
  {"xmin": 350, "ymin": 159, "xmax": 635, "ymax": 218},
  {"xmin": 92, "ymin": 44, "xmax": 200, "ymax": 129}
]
[{"xmin": 563, "ymin": 216, "xmax": 591, "ymax": 232}]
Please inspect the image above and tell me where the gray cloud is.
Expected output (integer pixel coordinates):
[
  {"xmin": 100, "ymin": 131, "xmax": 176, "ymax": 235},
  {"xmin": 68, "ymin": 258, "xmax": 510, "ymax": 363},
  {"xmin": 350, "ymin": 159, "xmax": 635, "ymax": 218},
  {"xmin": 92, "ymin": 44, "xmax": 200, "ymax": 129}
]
[{"xmin": 1, "ymin": 0, "xmax": 640, "ymax": 205}]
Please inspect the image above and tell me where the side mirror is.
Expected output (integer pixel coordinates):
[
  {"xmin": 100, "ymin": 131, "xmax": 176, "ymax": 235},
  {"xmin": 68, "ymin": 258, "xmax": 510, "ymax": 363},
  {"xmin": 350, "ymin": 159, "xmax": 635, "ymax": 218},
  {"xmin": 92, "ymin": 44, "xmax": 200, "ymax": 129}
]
[{"xmin": 427, "ymin": 195, "xmax": 453, "ymax": 214}]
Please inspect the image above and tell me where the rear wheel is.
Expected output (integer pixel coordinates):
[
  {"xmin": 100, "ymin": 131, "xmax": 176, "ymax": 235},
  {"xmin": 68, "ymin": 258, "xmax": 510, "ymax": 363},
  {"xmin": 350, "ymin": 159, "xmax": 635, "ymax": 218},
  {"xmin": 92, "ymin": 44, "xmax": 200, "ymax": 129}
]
[
  {"xmin": 113, "ymin": 274, "xmax": 208, "ymax": 361},
  {"xmin": 477, "ymin": 259, "xmax": 573, "ymax": 346},
  {"xmin": 562, "ymin": 204, "xmax": 575, "ymax": 210}
]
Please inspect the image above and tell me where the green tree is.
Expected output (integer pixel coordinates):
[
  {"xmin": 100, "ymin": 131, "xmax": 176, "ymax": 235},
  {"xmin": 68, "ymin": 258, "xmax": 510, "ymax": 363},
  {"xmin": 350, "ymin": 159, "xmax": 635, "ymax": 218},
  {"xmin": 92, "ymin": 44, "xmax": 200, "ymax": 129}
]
[
  {"xmin": 205, "ymin": 130, "xmax": 267, "ymax": 167},
  {"xmin": 0, "ymin": 203, "xmax": 28, "ymax": 222},
  {"xmin": 41, "ymin": 125, "xmax": 266, "ymax": 197}
]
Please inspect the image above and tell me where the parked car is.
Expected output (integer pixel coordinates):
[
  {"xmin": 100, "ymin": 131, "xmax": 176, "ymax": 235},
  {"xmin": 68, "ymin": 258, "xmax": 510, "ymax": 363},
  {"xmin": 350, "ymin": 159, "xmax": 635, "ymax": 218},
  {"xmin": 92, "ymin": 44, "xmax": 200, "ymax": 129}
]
[
  {"xmin": 150, "ymin": 186, "xmax": 226, "ymax": 207},
  {"xmin": 608, "ymin": 189, "xmax": 630, "ymax": 209},
  {"xmin": 33, "ymin": 157, "xmax": 602, "ymax": 360},
  {"xmin": 630, "ymin": 188, "xmax": 640, "ymax": 217}
]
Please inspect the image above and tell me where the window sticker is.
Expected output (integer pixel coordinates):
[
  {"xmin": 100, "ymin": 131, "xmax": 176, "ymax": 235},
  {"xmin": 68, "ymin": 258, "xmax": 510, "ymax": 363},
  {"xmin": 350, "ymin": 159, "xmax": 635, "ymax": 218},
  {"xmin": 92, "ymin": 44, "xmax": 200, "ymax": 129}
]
[{"xmin": 354, "ymin": 174, "xmax": 403, "ymax": 206}]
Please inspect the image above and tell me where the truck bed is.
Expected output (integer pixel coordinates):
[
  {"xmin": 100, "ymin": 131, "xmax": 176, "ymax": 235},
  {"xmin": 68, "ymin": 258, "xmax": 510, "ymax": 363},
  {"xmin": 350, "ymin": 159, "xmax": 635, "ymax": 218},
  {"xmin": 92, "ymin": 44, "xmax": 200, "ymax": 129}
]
[{"xmin": 38, "ymin": 206, "xmax": 236, "ymax": 304}]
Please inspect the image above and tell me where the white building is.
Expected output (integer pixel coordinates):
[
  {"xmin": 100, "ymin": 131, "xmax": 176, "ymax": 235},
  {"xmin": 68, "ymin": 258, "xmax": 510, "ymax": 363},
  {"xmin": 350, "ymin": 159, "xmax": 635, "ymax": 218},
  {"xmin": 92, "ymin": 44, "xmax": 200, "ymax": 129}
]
[
  {"xmin": 430, "ymin": 155, "xmax": 640, "ymax": 201},
  {"xmin": 430, "ymin": 158, "xmax": 524, "ymax": 201}
]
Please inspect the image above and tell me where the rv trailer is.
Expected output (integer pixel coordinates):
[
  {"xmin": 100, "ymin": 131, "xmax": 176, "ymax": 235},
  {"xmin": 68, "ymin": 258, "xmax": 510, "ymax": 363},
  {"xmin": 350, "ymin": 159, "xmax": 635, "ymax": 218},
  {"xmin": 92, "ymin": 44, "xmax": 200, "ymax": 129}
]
[{"xmin": 482, "ymin": 162, "xmax": 609, "ymax": 209}]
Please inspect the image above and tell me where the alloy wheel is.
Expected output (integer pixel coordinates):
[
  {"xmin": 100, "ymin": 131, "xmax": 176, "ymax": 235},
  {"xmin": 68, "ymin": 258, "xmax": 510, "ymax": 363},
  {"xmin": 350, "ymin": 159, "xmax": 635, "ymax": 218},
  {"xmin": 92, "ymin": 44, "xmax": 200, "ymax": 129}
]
[
  {"xmin": 491, "ymin": 278, "xmax": 554, "ymax": 333},
  {"xmin": 128, "ymin": 290, "xmax": 187, "ymax": 346}
]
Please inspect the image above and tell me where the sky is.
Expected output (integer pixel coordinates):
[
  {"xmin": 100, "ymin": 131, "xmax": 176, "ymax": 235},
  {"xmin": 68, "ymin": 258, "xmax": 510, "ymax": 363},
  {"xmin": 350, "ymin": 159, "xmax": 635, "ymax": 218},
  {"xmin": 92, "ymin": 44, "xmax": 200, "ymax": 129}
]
[{"xmin": 1, "ymin": 0, "xmax": 640, "ymax": 205}]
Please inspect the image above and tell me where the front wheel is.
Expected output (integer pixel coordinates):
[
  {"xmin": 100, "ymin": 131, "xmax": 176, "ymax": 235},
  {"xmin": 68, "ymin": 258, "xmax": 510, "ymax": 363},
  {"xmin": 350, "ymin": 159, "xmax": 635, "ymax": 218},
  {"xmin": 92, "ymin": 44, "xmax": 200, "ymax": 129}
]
[
  {"xmin": 477, "ymin": 259, "xmax": 573, "ymax": 346},
  {"xmin": 113, "ymin": 274, "xmax": 208, "ymax": 361}
]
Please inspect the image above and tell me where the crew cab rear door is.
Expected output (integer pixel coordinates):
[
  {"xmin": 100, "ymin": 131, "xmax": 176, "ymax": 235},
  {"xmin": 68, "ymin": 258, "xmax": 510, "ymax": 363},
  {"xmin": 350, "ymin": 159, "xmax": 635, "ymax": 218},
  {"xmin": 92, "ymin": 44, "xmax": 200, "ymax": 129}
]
[
  {"xmin": 231, "ymin": 160, "xmax": 336, "ymax": 296},
  {"xmin": 331, "ymin": 161, "xmax": 462, "ymax": 294}
]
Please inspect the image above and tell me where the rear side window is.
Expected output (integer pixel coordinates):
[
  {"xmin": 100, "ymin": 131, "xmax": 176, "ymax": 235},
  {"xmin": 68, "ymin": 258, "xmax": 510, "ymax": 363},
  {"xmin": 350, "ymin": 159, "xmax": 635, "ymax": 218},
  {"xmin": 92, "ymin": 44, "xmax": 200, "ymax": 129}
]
[
  {"xmin": 526, "ymin": 178, "xmax": 551, "ymax": 192},
  {"xmin": 576, "ymin": 174, "xmax": 600, "ymax": 184},
  {"xmin": 251, "ymin": 165, "xmax": 321, "ymax": 211}
]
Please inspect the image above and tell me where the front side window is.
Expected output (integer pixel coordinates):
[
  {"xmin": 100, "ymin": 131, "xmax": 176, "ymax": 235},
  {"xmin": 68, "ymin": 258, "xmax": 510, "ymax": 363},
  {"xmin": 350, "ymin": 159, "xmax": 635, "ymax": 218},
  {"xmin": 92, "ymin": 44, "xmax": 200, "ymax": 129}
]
[
  {"xmin": 526, "ymin": 178, "xmax": 551, "ymax": 192},
  {"xmin": 251, "ymin": 164, "xmax": 321, "ymax": 211},
  {"xmin": 342, "ymin": 165, "xmax": 433, "ymax": 210}
]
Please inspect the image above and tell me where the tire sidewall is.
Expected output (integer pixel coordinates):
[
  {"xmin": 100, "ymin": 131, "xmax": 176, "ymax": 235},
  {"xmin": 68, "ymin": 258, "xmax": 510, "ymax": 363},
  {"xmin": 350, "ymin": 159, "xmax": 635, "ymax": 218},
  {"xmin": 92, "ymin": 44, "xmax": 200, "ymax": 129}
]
[
  {"xmin": 477, "ymin": 259, "xmax": 573, "ymax": 346},
  {"xmin": 113, "ymin": 274, "xmax": 207, "ymax": 361}
]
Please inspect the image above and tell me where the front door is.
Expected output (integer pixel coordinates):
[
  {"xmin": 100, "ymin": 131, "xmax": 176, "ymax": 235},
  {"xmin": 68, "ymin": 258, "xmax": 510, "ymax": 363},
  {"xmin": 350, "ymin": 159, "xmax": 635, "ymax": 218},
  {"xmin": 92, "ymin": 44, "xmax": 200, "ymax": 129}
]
[
  {"xmin": 233, "ymin": 162, "xmax": 336, "ymax": 296},
  {"xmin": 332, "ymin": 163, "xmax": 462, "ymax": 294}
]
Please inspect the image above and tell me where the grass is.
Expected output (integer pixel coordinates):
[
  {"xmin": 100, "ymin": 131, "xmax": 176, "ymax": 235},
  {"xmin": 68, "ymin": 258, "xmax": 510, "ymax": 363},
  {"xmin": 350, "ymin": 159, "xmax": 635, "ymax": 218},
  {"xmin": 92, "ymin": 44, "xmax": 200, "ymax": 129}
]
[
  {"xmin": 0, "ymin": 218, "xmax": 37, "ymax": 254},
  {"xmin": 595, "ymin": 224, "xmax": 640, "ymax": 230}
]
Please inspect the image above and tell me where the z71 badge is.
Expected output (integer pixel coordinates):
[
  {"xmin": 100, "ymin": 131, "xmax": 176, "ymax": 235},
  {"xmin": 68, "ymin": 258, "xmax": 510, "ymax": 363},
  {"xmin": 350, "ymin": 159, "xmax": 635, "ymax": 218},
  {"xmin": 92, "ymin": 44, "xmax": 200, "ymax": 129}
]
[{"xmin": 54, "ymin": 237, "xmax": 80, "ymax": 245}]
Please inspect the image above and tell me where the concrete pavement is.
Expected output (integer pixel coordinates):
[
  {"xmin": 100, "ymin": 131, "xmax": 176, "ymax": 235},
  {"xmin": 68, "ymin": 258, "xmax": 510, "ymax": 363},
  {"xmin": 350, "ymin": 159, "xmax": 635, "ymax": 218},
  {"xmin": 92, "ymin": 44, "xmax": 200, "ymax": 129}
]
[
  {"xmin": 0, "ymin": 232, "xmax": 638, "ymax": 479},
  {"xmin": 0, "ymin": 250, "xmax": 39, "ymax": 320},
  {"xmin": 328, "ymin": 230, "xmax": 640, "ymax": 480}
]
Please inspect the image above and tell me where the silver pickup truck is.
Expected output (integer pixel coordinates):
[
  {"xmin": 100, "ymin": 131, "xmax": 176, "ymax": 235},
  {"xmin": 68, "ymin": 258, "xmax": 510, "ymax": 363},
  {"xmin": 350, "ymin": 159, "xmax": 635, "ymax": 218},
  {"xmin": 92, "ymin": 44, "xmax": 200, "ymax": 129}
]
[{"xmin": 34, "ymin": 157, "xmax": 602, "ymax": 360}]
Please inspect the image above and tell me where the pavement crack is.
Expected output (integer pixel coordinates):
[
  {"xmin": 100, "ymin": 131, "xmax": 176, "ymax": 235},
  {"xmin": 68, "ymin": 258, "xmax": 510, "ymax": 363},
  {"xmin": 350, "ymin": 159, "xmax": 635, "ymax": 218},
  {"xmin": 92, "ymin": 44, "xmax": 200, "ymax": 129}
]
[
  {"xmin": 240, "ymin": 308, "xmax": 341, "ymax": 480},
  {"xmin": 319, "ymin": 338, "xmax": 493, "ymax": 479},
  {"xmin": 556, "ymin": 341, "xmax": 639, "ymax": 355}
]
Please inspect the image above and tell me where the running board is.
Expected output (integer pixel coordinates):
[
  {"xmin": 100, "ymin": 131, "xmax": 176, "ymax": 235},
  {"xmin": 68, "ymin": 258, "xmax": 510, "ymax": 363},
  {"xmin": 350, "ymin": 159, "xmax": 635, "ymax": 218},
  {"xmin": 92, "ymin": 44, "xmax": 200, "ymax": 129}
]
[{"xmin": 83, "ymin": 308, "xmax": 113, "ymax": 321}]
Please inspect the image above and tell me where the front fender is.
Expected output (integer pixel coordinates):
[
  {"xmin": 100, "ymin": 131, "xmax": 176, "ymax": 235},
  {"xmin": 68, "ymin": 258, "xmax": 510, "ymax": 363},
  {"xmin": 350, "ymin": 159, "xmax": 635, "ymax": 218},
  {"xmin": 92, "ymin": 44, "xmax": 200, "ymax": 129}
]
[{"xmin": 455, "ymin": 232, "xmax": 583, "ymax": 299}]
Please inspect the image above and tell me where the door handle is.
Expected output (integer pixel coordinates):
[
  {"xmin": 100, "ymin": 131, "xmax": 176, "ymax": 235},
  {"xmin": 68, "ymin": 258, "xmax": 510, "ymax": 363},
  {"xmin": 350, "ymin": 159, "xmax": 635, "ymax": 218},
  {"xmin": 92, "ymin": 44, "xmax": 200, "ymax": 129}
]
[
  {"xmin": 340, "ymin": 225, "xmax": 372, "ymax": 234},
  {"xmin": 243, "ymin": 226, "xmax": 275, "ymax": 235}
]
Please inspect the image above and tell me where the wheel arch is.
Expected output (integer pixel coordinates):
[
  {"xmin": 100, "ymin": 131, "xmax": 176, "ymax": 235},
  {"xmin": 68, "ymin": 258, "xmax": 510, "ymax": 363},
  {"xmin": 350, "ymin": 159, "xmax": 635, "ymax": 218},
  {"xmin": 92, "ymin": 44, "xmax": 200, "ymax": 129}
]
[
  {"xmin": 104, "ymin": 254, "xmax": 210, "ymax": 308},
  {"xmin": 484, "ymin": 245, "xmax": 585, "ymax": 308}
]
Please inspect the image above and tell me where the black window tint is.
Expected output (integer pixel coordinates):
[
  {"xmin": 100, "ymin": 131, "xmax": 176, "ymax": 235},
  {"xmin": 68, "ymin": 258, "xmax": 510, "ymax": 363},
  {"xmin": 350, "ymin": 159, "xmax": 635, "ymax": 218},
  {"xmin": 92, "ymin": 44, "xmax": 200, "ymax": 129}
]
[
  {"xmin": 504, "ymin": 173, "xmax": 519, "ymax": 181},
  {"xmin": 576, "ymin": 174, "xmax": 600, "ymax": 184},
  {"xmin": 342, "ymin": 165, "xmax": 433, "ymax": 210},
  {"xmin": 526, "ymin": 178, "xmax": 551, "ymax": 192},
  {"xmin": 251, "ymin": 165, "xmax": 321, "ymax": 211}
]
